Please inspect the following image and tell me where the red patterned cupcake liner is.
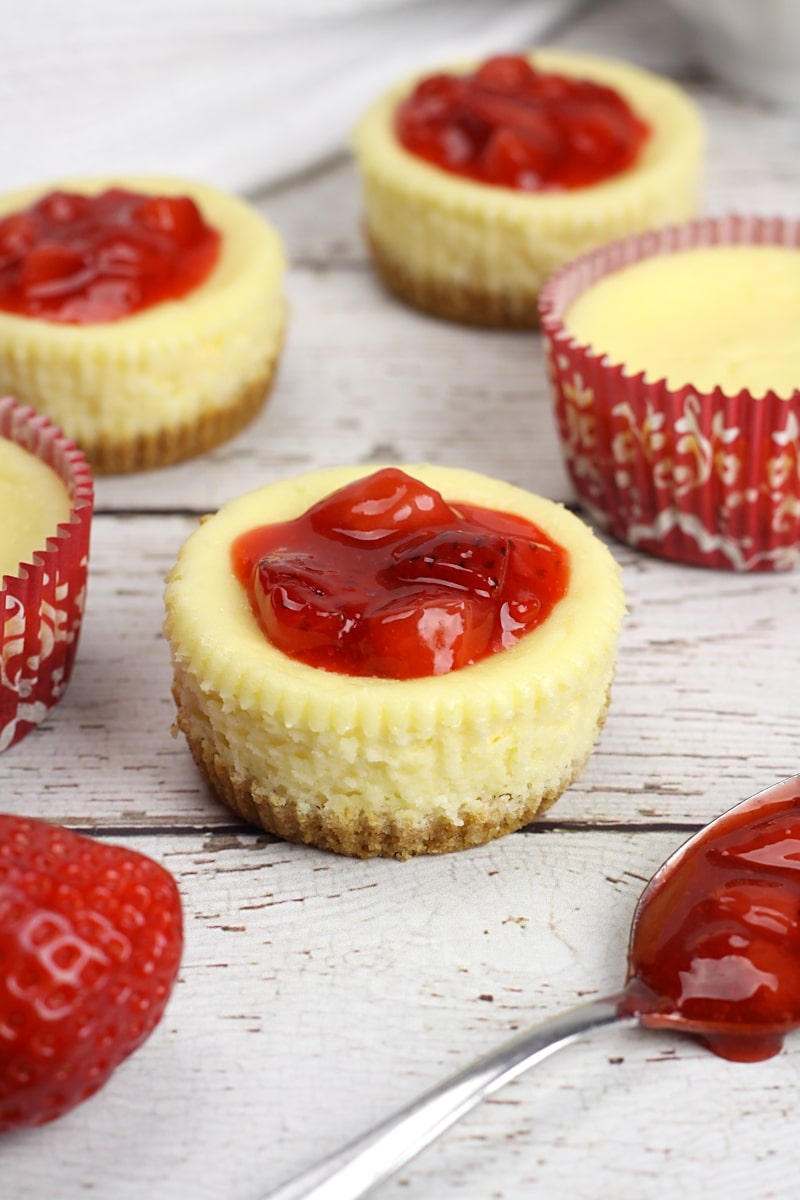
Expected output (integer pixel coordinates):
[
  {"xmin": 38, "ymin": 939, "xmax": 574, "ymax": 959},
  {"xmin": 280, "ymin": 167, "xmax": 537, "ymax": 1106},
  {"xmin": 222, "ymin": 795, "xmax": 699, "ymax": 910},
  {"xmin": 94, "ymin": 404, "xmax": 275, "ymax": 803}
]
[
  {"xmin": 539, "ymin": 215, "xmax": 800, "ymax": 571},
  {"xmin": 1, "ymin": 397, "xmax": 94, "ymax": 750}
]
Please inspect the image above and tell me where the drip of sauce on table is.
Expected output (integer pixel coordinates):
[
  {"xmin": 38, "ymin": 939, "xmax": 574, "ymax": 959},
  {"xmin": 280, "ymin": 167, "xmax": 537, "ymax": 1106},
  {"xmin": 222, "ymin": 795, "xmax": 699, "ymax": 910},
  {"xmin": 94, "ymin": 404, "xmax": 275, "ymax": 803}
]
[
  {"xmin": 395, "ymin": 54, "xmax": 650, "ymax": 192},
  {"xmin": 231, "ymin": 467, "xmax": 569, "ymax": 680},
  {"xmin": 0, "ymin": 188, "xmax": 220, "ymax": 324},
  {"xmin": 624, "ymin": 786, "xmax": 800, "ymax": 1062}
]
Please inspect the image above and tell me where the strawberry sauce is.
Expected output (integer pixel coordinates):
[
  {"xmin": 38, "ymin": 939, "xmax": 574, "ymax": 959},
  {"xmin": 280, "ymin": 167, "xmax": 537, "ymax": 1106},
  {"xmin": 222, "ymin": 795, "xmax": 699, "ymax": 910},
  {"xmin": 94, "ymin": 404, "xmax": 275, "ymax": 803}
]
[
  {"xmin": 395, "ymin": 55, "xmax": 650, "ymax": 192},
  {"xmin": 0, "ymin": 188, "xmax": 220, "ymax": 324},
  {"xmin": 231, "ymin": 468, "xmax": 569, "ymax": 680},
  {"xmin": 625, "ymin": 785, "xmax": 800, "ymax": 1062}
]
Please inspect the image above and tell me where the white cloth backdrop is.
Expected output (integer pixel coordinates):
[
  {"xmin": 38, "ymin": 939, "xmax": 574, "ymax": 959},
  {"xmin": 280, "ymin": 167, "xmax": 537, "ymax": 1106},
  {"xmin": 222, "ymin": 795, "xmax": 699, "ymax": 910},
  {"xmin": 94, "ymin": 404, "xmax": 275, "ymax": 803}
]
[{"xmin": 1, "ymin": 0, "xmax": 585, "ymax": 196}]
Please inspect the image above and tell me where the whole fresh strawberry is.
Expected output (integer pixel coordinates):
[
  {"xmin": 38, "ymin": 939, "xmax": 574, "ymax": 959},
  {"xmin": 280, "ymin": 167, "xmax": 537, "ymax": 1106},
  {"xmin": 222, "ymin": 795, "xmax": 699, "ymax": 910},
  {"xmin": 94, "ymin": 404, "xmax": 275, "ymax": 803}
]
[{"xmin": 0, "ymin": 815, "xmax": 183, "ymax": 1131}]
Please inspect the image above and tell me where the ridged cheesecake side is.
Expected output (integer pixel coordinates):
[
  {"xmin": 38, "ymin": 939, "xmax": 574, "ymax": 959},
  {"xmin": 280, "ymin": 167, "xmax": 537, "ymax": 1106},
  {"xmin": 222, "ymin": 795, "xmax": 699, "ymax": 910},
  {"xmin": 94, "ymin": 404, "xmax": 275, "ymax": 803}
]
[
  {"xmin": 353, "ymin": 50, "xmax": 704, "ymax": 328},
  {"xmin": 164, "ymin": 464, "xmax": 626, "ymax": 858},
  {"xmin": 0, "ymin": 177, "xmax": 286, "ymax": 472}
]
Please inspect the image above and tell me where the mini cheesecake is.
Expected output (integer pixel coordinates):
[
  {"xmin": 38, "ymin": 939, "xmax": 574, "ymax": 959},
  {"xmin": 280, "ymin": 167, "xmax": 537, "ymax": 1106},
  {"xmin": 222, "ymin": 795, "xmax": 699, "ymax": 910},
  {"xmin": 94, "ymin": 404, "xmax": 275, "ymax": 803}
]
[
  {"xmin": 540, "ymin": 216, "xmax": 800, "ymax": 571},
  {"xmin": 164, "ymin": 464, "xmax": 625, "ymax": 858},
  {"xmin": 0, "ymin": 177, "xmax": 286, "ymax": 473},
  {"xmin": 353, "ymin": 50, "xmax": 704, "ymax": 327}
]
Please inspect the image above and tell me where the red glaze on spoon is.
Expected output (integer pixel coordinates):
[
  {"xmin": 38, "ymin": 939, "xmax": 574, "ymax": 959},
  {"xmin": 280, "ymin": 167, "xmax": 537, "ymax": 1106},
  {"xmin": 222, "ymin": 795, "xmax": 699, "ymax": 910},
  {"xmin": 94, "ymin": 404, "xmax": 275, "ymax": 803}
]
[{"xmin": 624, "ymin": 775, "xmax": 800, "ymax": 1061}]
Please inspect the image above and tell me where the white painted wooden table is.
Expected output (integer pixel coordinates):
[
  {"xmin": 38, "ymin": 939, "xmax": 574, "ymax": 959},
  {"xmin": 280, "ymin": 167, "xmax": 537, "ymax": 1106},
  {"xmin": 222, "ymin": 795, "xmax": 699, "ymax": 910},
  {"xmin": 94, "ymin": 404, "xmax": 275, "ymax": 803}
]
[{"xmin": 4, "ymin": 3, "xmax": 800, "ymax": 1197}]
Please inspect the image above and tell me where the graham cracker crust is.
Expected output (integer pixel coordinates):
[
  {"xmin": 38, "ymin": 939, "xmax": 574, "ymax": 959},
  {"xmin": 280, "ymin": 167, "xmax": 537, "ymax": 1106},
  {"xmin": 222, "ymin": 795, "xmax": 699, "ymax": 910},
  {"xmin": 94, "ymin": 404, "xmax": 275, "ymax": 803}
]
[
  {"xmin": 84, "ymin": 362, "xmax": 279, "ymax": 475},
  {"xmin": 365, "ymin": 228, "xmax": 541, "ymax": 330},
  {"xmin": 173, "ymin": 688, "xmax": 607, "ymax": 860}
]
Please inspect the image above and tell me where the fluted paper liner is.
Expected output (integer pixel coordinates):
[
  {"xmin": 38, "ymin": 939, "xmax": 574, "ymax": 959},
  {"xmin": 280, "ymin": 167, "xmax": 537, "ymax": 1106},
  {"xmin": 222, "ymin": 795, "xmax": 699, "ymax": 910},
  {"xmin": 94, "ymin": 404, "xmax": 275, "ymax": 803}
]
[
  {"xmin": 539, "ymin": 215, "xmax": 800, "ymax": 571},
  {"xmin": 1, "ymin": 397, "xmax": 94, "ymax": 750}
]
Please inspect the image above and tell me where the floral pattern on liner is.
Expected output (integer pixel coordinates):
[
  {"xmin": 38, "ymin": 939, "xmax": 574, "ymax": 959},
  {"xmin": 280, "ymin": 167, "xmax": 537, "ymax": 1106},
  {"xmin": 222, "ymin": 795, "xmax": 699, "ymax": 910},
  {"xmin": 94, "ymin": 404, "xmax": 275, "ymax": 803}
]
[
  {"xmin": 550, "ymin": 358, "xmax": 800, "ymax": 571},
  {"xmin": 540, "ymin": 215, "xmax": 800, "ymax": 573},
  {"xmin": 0, "ymin": 398, "xmax": 93, "ymax": 750}
]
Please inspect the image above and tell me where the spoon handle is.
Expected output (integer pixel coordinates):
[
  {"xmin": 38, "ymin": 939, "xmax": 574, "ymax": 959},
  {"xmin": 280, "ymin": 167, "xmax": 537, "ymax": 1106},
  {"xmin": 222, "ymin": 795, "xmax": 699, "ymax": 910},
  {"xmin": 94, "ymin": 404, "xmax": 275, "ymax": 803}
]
[{"xmin": 266, "ymin": 993, "xmax": 630, "ymax": 1200}]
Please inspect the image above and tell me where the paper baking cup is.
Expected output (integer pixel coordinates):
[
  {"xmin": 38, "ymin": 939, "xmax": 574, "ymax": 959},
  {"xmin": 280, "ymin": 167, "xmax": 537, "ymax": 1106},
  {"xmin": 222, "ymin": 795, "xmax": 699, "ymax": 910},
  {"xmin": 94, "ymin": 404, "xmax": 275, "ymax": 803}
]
[
  {"xmin": 0, "ymin": 397, "xmax": 94, "ymax": 750},
  {"xmin": 539, "ymin": 215, "xmax": 800, "ymax": 571}
]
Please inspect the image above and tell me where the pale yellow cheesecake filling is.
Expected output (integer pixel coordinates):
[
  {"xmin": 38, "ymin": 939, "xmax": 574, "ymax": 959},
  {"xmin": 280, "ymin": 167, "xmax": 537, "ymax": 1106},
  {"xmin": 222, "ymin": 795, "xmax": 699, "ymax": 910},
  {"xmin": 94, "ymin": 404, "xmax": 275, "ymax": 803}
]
[
  {"xmin": 0, "ymin": 436, "xmax": 71, "ymax": 578},
  {"xmin": 353, "ymin": 50, "xmax": 704, "ymax": 307},
  {"xmin": 0, "ymin": 176, "xmax": 286, "ymax": 450},
  {"xmin": 564, "ymin": 245, "xmax": 800, "ymax": 398},
  {"xmin": 164, "ymin": 465, "xmax": 625, "ymax": 834}
]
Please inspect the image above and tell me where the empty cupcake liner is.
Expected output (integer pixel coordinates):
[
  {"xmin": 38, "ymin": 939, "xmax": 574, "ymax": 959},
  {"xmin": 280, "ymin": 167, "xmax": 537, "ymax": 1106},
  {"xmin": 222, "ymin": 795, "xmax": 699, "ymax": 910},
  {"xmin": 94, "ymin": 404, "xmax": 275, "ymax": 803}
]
[
  {"xmin": 1, "ymin": 397, "xmax": 94, "ymax": 750},
  {"xmin": 539, "ymin": 215, "xmax": 800, "ymax": 571}
]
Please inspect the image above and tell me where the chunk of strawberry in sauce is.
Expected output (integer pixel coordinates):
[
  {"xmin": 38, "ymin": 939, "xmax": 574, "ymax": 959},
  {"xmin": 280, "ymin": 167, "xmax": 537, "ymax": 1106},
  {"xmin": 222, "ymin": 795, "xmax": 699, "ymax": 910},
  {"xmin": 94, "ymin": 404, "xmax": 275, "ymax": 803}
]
[
  {"xmin": 361, "ymin": 588, "xmax": 496, "ymax": 679},
  {"xmin": 135, "ymin": 195, "xmax": 208, "ymax": 246},
  {"xmin": 307, "ymin": 467, "xmax": 457, "ymax": 546},
  {"xmin": 21, "ymin": 244, "xmax": 87, "ymax": 294},
  {"xmin": 383, "ymin": 528, "xmax": 510, "ymax": 599},
  {"xmin": 473, "ymin": 54, "xmax": 537, "ymax": 92},
  {"xmin": 253, "ymin": 555, "xmax": 361, "ymax": 660},
  {"xmin": 481, "ymin": 126, "xmax": 560, "ymax": 190},
  {"xmin": 34, "ymin": 190, "xmax": 91, "ymax": 225},
  {"xmin": 0, "ymin": 213, "xmax": 37, "ymax": 267}
]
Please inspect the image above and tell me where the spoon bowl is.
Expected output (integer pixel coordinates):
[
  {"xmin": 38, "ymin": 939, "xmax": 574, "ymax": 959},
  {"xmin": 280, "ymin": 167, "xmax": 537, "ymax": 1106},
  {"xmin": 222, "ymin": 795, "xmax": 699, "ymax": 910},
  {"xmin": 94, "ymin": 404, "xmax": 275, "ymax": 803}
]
[
  {"xmin": 625, "ymin": 773, "xmax": 800, "ymax": 1060},
  {"xmin": 267, "ymin": 774, "xmax": 800, "ymax": 1199}
]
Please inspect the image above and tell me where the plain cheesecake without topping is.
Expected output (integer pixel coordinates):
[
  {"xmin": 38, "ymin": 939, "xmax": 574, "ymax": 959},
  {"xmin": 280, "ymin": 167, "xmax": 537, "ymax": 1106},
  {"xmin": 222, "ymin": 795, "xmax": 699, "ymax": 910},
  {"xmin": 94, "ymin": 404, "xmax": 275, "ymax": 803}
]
[{"xmin": 564, "ymin": 244, "xmax": 800, "ymax": 398}]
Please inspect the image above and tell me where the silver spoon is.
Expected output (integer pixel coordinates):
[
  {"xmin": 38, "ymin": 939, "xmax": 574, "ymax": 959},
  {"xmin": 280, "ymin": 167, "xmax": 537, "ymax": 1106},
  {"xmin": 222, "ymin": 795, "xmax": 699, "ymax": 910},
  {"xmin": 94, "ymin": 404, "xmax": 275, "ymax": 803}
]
[{"xmin": 267, "ymin": 774, "xmax": 800, "ymax": 1200}]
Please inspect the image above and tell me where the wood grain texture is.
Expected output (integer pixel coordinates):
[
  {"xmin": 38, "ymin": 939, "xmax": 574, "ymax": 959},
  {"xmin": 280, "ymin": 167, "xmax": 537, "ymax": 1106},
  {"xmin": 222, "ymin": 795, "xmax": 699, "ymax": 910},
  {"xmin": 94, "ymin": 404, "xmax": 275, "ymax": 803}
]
[{"xmin": 4, "ymin": 1, "xmax": 800, "ymax": 1197}]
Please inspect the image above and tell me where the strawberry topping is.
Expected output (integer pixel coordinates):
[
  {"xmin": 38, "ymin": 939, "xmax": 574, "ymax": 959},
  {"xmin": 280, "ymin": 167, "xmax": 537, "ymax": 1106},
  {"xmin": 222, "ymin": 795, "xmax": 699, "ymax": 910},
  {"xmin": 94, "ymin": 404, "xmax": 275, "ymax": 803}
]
[
  {"xmin": 395, "ymin": 54, "xmax": 650, "ymax": 191},
  {"xmin": 0, "ymin": 188, "xmax": 220, "ymax": 324},
  {"xmin": 232, "ymin": 468, "xmax": 569, "ymax": 680}
]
